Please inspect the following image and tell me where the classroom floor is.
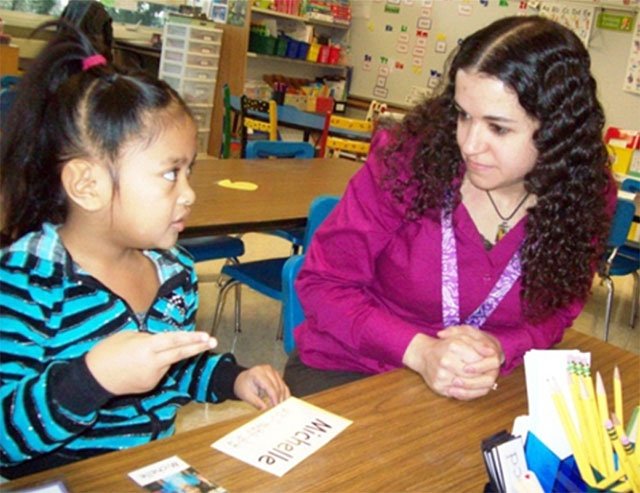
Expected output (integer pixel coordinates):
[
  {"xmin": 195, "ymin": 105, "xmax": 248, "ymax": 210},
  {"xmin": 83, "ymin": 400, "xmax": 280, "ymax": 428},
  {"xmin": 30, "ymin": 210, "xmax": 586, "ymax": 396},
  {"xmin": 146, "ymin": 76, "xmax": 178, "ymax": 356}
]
[{"xmin": 175, "ymin": 232, "xmax": 640, "ymax": 433}]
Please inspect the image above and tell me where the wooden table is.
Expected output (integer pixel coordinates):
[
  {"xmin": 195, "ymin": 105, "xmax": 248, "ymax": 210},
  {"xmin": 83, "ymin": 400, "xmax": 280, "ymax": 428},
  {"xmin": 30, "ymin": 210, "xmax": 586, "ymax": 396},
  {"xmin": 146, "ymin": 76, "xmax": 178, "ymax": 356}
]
[
  {"xmin": 5, "ymin": 330, "xmax": 638, "ymax": 492},
  {"xmin": 183, "ymin": 157, "xmax": 361, "ymax": 238}
]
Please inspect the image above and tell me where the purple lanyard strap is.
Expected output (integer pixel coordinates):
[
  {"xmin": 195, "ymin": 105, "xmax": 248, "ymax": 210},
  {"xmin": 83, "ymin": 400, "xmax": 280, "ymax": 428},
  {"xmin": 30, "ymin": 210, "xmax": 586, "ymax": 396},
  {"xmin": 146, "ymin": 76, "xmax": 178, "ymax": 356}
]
[{"xmin": 441, "ymin": 208, "xmax": 522, "ymax": 328}]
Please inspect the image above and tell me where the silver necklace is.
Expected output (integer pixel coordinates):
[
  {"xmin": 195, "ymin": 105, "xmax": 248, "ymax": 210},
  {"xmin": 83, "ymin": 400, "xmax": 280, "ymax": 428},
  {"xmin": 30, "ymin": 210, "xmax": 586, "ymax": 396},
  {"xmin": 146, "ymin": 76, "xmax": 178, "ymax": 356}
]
[{"xmin": 486, "ymin": 190, "xmax": 530, "ymax": 242}]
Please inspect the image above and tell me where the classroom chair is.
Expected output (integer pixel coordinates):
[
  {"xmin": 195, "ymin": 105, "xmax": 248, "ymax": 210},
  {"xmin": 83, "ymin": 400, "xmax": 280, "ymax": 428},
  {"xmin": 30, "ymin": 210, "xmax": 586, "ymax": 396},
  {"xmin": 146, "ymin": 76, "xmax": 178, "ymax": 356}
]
[
  {"xmin": 210, "ymin": 195, "xmax": 340, "ymax": 340},
  {"xmin": 282, "ymin": 254, "xmax": 305, "ymax": 354},
  {"xmin": 365, "ymin": 100, "xmax": 388, "ymax": 123},
  {"xmin": 318, "ymin": 112, "xmax": 373, "ymax": 161},
  {"xmin": 0, "ymin": 75, "xmax": 21, "ymax": 133},
  {"xmin": 600, "ymin": 196, "xmax": 637, "ymax": 341},
  {"xmin": 240, "ymin": 94, "xmax": 278, "ymax": 158},
  {"xmin": 245, "ymin": 140, "xmax": 316, "ymax": 254}
]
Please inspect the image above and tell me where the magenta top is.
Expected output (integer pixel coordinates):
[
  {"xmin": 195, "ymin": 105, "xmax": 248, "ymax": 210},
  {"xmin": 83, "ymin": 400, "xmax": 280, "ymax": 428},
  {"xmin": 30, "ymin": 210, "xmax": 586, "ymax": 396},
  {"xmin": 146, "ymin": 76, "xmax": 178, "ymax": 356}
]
[{"xmin": 294, "ymin": 129, "xmax": 610, "ymax": 375}]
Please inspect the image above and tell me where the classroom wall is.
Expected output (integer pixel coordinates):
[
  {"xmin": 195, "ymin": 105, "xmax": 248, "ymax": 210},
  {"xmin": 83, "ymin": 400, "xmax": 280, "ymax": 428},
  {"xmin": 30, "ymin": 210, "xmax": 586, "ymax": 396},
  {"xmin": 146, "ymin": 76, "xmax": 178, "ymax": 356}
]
[{"xmin": 346, "ymin": 0, "xmax": 640, "ymax": 130}]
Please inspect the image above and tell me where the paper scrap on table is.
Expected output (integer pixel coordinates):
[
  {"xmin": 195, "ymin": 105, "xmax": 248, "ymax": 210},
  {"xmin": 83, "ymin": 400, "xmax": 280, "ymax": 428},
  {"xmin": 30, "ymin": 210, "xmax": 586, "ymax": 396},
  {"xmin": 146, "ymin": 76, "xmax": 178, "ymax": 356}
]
[
  {"xmin": 523, "ymin": 349, "xmax": 590, "ymax": 460},
  {"xmin": 211, "ymin": 396, "xmax": 352, "ymax": 477},
  {"xmin": 217, "ymin": 179, "xmax": 258, "ymax": 191}
]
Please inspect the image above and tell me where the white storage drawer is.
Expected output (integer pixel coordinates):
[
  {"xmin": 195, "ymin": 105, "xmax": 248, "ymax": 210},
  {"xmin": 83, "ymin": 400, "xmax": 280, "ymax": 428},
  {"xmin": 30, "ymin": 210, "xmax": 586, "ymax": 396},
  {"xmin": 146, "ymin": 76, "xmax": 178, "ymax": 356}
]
[
  {"xmin": 187, "ymin": 40, "xmax": 221, "ymax": 56},
  {"xmin": 186, "ymin": 52, "xmax": 219, "ymax": 68},
  {"xmin": 190, "ymin": 27, "xmax": 223, "ymax": 43},
  {"xmin": 190, "ymin": 105, "xmax": 213, "ymax": 130},
  {"xmin": 197, "ymin": 129, "xmax": 210, "ymax": 154},
  {"xmin": 184, "ymin": 66, "xmax": 217, "ymax": 81},
  {"xmin": 182, "ymin": 80, "xmax": 215, "ymax": 105}
]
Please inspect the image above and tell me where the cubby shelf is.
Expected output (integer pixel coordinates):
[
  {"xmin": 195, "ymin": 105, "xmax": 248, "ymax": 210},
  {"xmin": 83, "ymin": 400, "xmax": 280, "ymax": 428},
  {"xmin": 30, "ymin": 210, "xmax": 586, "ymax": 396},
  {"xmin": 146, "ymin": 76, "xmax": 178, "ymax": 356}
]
[
  {"xmin": 252, "ymin": 7, "xmax": 349, "ymax": 29},
  {"xmin": 247, "ymin": 51, "xmax": 349, "ymax": 70}
]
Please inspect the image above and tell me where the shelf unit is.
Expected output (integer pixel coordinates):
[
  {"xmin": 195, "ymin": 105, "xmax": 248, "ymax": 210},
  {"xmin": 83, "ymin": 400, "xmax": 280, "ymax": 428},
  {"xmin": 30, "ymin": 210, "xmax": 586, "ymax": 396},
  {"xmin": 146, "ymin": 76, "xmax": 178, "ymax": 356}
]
[
  {"xmin": 246, "ymin": 51, "xmax": 348, "ymax": 70},
  {"xmin": 251, "ymin": 7, "xmax": 349, "ymax": 29},
  {"xmin": 247, "ymin": 6, "xmax": 351, "ymax": 100},
  {"xmin": 159, "ymin": 15, "xmax": 223, "ymax": 155}
]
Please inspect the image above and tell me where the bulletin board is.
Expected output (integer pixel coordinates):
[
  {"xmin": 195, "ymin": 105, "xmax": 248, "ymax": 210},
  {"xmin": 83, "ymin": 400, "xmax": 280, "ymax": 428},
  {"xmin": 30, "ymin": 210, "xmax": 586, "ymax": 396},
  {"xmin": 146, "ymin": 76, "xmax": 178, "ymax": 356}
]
[
  {"xmin": 347, "ymin": 0, "xmax": 526, "ymax": 107},
  {"xmin": 346, "ymin": 0, "xmax": 640, "ymax": 130}
]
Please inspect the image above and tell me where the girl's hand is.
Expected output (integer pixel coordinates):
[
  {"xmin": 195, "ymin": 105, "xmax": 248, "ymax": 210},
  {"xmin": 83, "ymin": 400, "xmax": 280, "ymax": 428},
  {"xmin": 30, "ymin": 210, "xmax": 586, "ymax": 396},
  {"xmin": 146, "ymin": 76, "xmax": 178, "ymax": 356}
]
[
  {"xmin": 234, "ymin": 365, "xmax": 291, "ymax": 410},
  {"xmin": 86, "ymin": 331, "xmax": 217, "ymax": 395}
]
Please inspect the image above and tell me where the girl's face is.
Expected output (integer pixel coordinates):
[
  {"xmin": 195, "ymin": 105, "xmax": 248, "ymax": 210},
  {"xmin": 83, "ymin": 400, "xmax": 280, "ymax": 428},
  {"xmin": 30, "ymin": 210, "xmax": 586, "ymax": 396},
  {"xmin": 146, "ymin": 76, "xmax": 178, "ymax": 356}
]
[
  {"xmin": 110, "ymin": 110, "xmax": 197, "ymax": 250},
  {"xmin": 455, "ymin": 69, "xmax": 540, "ymax": 194}
]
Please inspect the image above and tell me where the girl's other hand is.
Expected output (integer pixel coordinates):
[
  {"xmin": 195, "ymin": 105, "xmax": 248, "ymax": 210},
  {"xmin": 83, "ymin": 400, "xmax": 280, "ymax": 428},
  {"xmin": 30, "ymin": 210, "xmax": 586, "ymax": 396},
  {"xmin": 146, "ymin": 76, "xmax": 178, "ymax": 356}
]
[
  {"xmin": 86, "ymin": 331, "xmax": 217, "ymax": 395},
  {"xmin": 234, "ymin": 365, "xmax": 291, "ymax": 410}
]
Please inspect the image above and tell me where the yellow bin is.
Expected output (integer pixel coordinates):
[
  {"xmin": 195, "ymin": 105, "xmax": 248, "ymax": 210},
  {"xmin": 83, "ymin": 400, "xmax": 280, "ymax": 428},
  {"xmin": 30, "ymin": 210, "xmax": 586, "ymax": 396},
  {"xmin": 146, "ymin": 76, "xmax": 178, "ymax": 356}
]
[{"xmin": 307, "ymin": 43, "xmax": 320, "ymax": 62}]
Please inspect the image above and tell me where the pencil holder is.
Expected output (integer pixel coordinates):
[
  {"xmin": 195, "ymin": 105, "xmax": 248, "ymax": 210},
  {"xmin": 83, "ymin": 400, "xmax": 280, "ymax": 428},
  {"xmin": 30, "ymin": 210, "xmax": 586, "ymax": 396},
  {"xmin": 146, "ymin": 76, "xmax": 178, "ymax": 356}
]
[{"xmin": 524, "ymin": 433, "xmax": 630, "ymax": 493}]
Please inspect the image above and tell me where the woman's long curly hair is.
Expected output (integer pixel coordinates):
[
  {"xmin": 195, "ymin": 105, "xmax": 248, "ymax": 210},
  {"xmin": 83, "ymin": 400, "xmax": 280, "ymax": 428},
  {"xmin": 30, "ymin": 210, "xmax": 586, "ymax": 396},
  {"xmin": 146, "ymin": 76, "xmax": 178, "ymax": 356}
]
[{"xmin": 383, "ymin": 16, "xmax": 611, "ymax": 321}]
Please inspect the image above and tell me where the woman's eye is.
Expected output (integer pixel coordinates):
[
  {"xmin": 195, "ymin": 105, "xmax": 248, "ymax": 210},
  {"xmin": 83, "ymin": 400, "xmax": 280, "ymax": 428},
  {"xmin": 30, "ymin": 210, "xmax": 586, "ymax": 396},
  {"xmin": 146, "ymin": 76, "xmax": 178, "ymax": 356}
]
[
  {"xmin": 490, "ymin": 124, "xmax": 510, "ymax": 135},
  {"xmin": 163, "ymin": 169, "xmax": 178, "ymax": 181},
  {"xmin": 457, "ymin": 109, "xmax": 470, "ymax": 121}
]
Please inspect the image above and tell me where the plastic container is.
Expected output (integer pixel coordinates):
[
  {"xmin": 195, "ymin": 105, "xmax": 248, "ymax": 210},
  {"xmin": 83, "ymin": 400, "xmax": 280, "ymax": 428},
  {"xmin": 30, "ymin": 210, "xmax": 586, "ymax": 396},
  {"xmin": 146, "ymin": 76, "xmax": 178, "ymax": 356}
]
[
  {"xmin": 318, "ymin": 45, "xmax": 330, "ymax": 64},
  {"xmin": 275, "ymin": 36, "xmax": 288, "ymax": 57},
  {"xmin": 328, "ymin": 45, "xmax": 341, "ymax": 64},
  {"xmin": 182, "ymin": 80, "xmax": 215, "ymax": 104},
  {"xmin": 190, "ymin": 27, "xmax": 222, "ymax": 43},
  {"xmin": 160, "ymin": 61, "xmax": 183, "ymax": 77},
  {"xmin": 197, "ymin": 129, "xmax": 210, "ymax": 154},
  {"xmin": 163, "ymin": 49, "xmax": 185, "ymax": 64},
  {"xmin": 186, "ymin": 53, "xmax": 219, "ymax": 68},
  {"xmin": 249, "ymin": 32, "xmax": 277, "ymax": 55},
  {"xmin": 296, "ymin": 42, "xmax": 310, "ymax": 60},
  {"xmin": 165, "ymin": 36, "xmax": 187, "ymax": 51},
  {"xmin": 190, "ymin": 105, "xmax": 213, "ymax": 130},
  {"xmin": 306, "ymin": 43, "xmax": 320, "ymax": 62},
  {"xmin": 188, "ymin": 40, "xmax": 221, "ymax": 56},
  {"xmin": 285, "ymin": 38, "xmax": 300, "ymax": 58},
  {"xmin": 166, "ymin": 24, "xmax": 188, "ymax": 38},
  {"xmin": 184, "ymin": 66, "xmax": 217, "ymax": 81}
]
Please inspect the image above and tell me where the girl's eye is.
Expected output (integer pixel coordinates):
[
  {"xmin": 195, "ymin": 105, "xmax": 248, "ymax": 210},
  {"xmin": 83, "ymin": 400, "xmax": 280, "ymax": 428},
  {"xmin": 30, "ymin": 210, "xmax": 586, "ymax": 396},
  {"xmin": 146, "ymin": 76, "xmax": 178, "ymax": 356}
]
[{"xmin": 163, "ymin": 169, "xmax": 178, "ymax": 182}]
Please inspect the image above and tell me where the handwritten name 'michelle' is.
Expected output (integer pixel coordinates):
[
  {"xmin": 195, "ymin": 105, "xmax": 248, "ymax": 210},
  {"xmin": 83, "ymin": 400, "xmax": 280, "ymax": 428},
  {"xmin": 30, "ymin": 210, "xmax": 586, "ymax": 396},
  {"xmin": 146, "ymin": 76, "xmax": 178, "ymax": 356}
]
[{"xmin": 258, "ymin": 418, "xmax": 334, "ymax": 465}]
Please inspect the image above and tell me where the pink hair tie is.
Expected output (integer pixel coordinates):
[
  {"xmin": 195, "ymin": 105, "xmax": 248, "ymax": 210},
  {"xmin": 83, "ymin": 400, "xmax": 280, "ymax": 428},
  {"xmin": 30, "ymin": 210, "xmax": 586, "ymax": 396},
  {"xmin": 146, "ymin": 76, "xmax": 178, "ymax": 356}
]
[{"xmin": 82, "ymin": 54, "xmax": 107, "ymax": 71}]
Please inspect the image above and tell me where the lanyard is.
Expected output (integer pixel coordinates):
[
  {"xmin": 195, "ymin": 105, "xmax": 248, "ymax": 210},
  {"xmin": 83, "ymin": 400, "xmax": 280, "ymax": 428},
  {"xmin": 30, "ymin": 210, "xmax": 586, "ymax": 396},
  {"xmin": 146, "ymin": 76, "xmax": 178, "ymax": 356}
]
[{"xmin": 441, "ymin": 207, "xmax": 522, "ymax": 328}]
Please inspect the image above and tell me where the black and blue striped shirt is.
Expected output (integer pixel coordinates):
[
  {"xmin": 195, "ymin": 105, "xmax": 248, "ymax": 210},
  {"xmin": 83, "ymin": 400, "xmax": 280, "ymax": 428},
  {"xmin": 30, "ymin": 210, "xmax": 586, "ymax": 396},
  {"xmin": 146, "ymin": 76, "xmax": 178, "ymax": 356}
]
[{"xmin": 0, "ymin": 223, "xmax": 243, "ymax": 479}]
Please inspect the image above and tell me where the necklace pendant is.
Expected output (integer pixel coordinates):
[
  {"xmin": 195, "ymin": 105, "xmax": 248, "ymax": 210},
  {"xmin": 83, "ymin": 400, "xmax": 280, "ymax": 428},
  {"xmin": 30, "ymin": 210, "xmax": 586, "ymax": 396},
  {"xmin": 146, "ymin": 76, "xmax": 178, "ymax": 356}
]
[{"xmin": 495, "ymin": 222, "xmax": 509, "ymax": 242}]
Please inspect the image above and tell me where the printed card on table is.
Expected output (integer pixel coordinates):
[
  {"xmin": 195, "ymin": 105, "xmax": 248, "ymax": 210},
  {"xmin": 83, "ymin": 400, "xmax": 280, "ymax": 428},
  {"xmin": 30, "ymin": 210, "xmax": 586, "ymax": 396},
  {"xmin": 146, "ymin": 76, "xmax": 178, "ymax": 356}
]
[
  {"xmin": 128, "ymin": 455, "xmax": 227, "ymax": 492},
  {"xmin": 211, "ymin": 396, "xmax": 352, "ymax": 477}
]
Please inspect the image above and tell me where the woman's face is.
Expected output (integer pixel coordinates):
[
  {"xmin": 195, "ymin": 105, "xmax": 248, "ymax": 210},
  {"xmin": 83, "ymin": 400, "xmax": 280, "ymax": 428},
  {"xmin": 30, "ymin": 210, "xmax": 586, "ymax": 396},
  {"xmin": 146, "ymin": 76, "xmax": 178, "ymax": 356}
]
[{"xmin": 455, "ymin": 69, "xmax": 540, "ymax": 194}]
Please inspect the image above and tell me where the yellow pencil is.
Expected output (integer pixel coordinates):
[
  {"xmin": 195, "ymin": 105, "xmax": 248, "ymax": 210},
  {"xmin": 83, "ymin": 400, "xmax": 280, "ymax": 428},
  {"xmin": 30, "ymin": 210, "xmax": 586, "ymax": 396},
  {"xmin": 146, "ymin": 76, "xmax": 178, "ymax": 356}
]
[
  {"xmin": 605, "ymin": 419, "xmax": 640, "ymax": 492},
  {"xmin": 549, "ymin": 378, "xmax": 597, "ymax": 486},
  {"xmin": 596, "ymin": 371, "xmax": 615, "ymax": 477},
  {"xmin": 614, "ymin": 366, "xmax": 624, "ymax": 427},
  {"xmin": 579, "ymin": 377, "xmax": 607, "ymax": 478}
]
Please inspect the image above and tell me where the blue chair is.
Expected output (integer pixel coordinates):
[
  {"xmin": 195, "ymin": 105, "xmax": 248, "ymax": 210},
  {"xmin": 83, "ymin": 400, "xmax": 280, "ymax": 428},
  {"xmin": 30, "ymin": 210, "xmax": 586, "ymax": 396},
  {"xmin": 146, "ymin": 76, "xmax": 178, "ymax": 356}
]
[
  {"xmin": 282, "ymin": 254, "xmax": 305, "ymax": 354},
  {"xmin": 246, "ymin": 141, "xmax": 316, "ymax": 253},
  {"xmin": 0, "ymin": 75, "xmax": 21, "ymax": 132},
  {"xmin": 211, "ymin": 195, "xmax": 339, "ymax": 339},
  {"xmin": 246, "ymin": 140, "xmax": 315, "ymax": 160},
  {"xmin": 601, "ymin": 197, "xmax": 637, "ymax": 341},
  {"xmin": 177, "ymin": 234, "xmax": 245, "ymax": 331}
]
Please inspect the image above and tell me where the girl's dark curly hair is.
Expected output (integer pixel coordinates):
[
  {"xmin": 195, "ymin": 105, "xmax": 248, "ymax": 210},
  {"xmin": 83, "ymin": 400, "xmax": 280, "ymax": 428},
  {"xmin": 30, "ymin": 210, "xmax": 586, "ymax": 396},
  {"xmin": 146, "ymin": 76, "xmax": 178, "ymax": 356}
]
[
  {"xmin": 0, "ymin": 21, "xmax": 191, "ymax": 247},
  {"xmin": 383, "ymin": 16, "xmax": 611, "ymax": 321}
]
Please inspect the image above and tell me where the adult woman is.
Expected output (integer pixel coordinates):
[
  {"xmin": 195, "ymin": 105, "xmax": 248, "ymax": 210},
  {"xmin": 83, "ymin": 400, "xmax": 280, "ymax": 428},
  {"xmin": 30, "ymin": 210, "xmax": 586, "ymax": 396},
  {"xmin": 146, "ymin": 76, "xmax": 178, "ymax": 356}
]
[{"xmin": 284, "ymin": 16, "xmax": 614, "ymax": 399}]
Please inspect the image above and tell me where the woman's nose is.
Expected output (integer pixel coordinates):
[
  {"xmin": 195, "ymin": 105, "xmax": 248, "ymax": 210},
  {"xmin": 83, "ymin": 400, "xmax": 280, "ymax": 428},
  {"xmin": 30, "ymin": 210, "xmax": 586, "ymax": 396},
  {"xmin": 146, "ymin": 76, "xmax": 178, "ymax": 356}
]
[{"xmin": 459, "ymin": 123, "xmax": 485, "ymax": 155}]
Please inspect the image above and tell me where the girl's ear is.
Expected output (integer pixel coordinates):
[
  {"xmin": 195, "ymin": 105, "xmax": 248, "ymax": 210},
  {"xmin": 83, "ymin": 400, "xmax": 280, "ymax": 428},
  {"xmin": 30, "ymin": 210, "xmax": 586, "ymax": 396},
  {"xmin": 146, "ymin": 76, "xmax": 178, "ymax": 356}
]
[{"xmin": 61, "ymin": 159, "xmax": 112, "ymax": 212}]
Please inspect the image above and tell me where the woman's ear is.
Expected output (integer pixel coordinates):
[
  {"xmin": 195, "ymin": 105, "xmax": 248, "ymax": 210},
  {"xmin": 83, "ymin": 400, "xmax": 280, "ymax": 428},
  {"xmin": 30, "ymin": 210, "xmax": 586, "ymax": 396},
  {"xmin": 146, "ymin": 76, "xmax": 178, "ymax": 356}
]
[{"xmin": 60, "ymin": 159, "xmax": 112, "ymax": 212}]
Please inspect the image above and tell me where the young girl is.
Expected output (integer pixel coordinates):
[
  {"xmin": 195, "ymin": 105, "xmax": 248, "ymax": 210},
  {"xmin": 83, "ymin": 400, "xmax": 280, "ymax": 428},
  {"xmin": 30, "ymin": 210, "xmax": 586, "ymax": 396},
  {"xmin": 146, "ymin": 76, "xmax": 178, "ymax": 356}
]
[{"xmin": 0, "ymin": 23, "xmax": 289, "ymax": 479}]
